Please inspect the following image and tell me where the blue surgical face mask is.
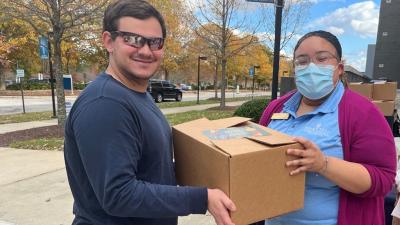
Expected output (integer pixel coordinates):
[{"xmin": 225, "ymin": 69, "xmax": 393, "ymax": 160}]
[{"xmin": 295, "ymin": 63, "xmax": 336, "ymax": 100}]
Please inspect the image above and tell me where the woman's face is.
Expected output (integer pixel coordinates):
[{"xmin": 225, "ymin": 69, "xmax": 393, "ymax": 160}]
[{"xmin": 294, "ymin": 36, "xmax": 343, "ymax": 85}]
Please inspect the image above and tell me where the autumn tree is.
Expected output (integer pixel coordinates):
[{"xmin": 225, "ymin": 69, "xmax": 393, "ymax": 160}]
[
  {"xmin": 0, "ymin": 15, "xmax": 42, "ymax": 90},
  {"xmin": 147, "ymin": 0, "xmax": 194, "ymax": 81},
  {"xmin": 0, "ymin": 0, "xmax": 108, "ymax": 126},
  {"xmin": 231, "ymin": 41, "xmax": 274, "ymax": 89},
  {"xmin": 185, "ymin": 27, "xmax": 277, "ymax": 98},
  {"xmin": 184, "ymin": 25, "xmax": 222, "ymax": 98},
  {"xmin": 0, "ymin": 35, "xmax": 13, "ymax": 90},
  {"xmin": 186, "ymin": 0, "xmax": 262, "ymax": 107}
]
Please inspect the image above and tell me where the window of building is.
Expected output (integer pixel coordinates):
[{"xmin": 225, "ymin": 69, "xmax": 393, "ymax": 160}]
[
  {"xmin": 383, "ymin": 32, "xmax": 388, "ymax": 36},
  {"xmin": 379, "ymin": 64, "xmax": 384, "ymax": 68},
  {"xmin": 386, "ymin": 0, "xmax": 391, "ymax": 3}
]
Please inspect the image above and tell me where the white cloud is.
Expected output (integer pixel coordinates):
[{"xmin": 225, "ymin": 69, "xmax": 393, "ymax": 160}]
[
  {"xmin": 326, "ymin": 26, "xmax": 345, "ymax": 36},
  {"xmin": 310, "ymin": 1, "xmax": 379, "ymax": 38},
  {"xmin": 344, "ymin": 50, "xmax": 367, "ymax": 72},
  {"xmin": 232, "ymin": 29, "xmax": 242, "ymax": 36}
]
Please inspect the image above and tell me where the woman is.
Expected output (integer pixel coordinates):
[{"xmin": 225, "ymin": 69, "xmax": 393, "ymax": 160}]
[{"xmin": 259, "ymin": 30, "xmax": 396, "ymax": 225}]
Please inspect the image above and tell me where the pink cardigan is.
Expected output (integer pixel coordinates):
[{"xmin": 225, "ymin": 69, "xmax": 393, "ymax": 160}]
[{"xmin": 259, "ymin": 89, "xmax": 396, "ymax": 225}]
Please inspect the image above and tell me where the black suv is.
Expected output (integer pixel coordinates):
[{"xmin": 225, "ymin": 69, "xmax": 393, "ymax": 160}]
[{"xmin": 147, "ymin": 79, "xmax": 183, "ymax": 103}]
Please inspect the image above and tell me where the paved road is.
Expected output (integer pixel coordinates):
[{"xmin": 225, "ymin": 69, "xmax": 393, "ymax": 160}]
[
  {"xmin": 0, "ymin": 100, "xmax": 247, "ymax": 134},
  {"xmin": 0, "ymin": 148, "xmax": 217, "ymax": 225},
  {"xmin": 0, "ymin": 90, "xmax": 269, "ymax": 115}
]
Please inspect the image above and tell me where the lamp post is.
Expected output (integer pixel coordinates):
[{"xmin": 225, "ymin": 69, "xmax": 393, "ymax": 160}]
[
  {"xmin": 65, "ymin": 48, "xmax": 71, "ymax": 74},
  {"xmin": 197, "ymin": 56, "xmax": 207, "ymax": 104},
  {"xmin": 48, "ymin": 31, "xmax": 57, "ymax": 118},
  {"xmin": 247, "ymin": 0, "xmax": 284, "ymax": 100},
  {"xmin": 252, "ymin": 65, "xmax": 260, "ymax": 100}
]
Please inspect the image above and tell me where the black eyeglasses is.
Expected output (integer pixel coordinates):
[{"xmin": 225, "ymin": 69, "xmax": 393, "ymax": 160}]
[{"xmin": 110, "ymin": 31, "xmax": 164, "ymax": 51}]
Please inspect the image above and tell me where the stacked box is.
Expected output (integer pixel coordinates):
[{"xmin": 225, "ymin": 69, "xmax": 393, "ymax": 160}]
[
  {"xmin": 348, "ymin": 83, "xmax": 373, "ymax": 100},
  {"xmin": 349, "ymin": 81, "xmax": 397, "ymax": 116}
]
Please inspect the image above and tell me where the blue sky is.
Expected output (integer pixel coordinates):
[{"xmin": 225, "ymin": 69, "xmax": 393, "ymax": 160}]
[
  {"xmin": 303, "ymin": 0, "xmax": 380, "ymax": 72},
  {"xmin": 186, "ymin": 0, "xmax": 381, "ymax": 72}
]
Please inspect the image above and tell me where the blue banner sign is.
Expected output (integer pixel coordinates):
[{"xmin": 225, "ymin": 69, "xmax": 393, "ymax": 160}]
[
  {"xmin": 249, "ymin": 67, "xmax": 255, "ymax": 77},
  {"xmin": 39, "ymin": 36, "xmax": 49, "ymax": 59}
]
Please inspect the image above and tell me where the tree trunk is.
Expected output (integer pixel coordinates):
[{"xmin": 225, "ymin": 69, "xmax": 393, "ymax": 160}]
[
  {"xmin": 53, "ymin": 35, "xmax": 66, "ymax": 126},
  {"xmin": 220, "ymin": 58, "xmax": 226, "ymax": 108},
  {"xmin": 0, "ymin": 69, "xmax": 6, "ymax": 90},
  {"xmin": 220, "ymin": 0, "xmax": 227, "ymax": 108},
  {"xmin": 164, "ymin": 68, "xmax": 169, "ymax": 80},
  {"xmin": 214, "ymin": 60, "xmax": 218, "ymax": 99}
]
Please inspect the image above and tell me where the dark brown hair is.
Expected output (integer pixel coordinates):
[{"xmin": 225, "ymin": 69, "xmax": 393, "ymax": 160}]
[
  {"xmin": 103, "ymin": 0, "xmax": 166, "ymax": 38},
  {"xmin": 294, "ymin": 30, "xmax": 342, "ymax": 59}
]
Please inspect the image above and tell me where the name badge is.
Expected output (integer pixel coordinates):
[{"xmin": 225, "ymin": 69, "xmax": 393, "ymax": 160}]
[{"xmin": 271, "ymin": 113, "xmax": 290, "ymax": 120}]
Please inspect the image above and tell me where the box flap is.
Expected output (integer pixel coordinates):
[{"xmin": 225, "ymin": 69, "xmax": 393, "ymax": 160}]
[
  {"xmin": 246, "ymin": 134, "xmax": 296, "ymax": 146},
  {"xmin": 247, "ymin": 124, "xmax": 297, "ymax": 145},
  {"xmin": 209, "ymin": 124, "xmax": 297, "ymax": 156},
  {"xmin": 373, "ymin": 80, "xmax": 387, "ymax": 84},
  {"xmin": 211, "ymin": 138, "xmax": 270, "ymax": 156},
  {"xmin": 173, "ymin": 117, "xmax": 251, "ymax": 132},
  {"xmin": 211, "ymin": 117, "xmax": 251, "ymax": 128}
]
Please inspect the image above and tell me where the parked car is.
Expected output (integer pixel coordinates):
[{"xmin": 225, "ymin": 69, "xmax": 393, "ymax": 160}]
[
  {"xmin": 147, "ymin": 79, "xmax": 183, "ymax": 103},
  {"xmin": 180, "ymin": 84, "xmax": 192, "ymax": 91},
  {"xmin": 5, "ymin": 80, "xmax": 14, "ymax": 86}
]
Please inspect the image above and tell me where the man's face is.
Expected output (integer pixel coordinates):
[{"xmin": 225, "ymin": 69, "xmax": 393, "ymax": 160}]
[{"xmin": 104, "ymin": 16, "xmax": 164, "ymax": 81}]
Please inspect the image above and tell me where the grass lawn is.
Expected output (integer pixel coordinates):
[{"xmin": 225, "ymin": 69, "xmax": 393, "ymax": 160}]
[
  {"xmin": 156, "ymin": 95, "xmax": 266, "ymax": 109},
  {"xmin": 10, "ymin": 138, "xmax": 64, "ymax": 151},
  {"xmin": 8, "ymin": 108, "xmax": 236, "ymax": 150},
  {"xmin": 0, "ymin": 111, "xmax": 54, "ymax": 124},
  {"xmin": 165, "ymin": 108, "xmax": 235, "ymax": 126}
]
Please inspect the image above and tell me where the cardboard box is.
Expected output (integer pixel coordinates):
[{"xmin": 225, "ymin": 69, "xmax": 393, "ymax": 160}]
[
  {"xmin": 372, "ymin": 81, "xmax": 397, "ymax": 101},
  {"xmin": 348, "ymin": 82, "xmax": 373, "ymax": 99},
  {"xmin": 372, "ymin": 100, "xmax": 395, "ymax": 116},
  {"xmin": 173, "ymin": 117, "xmax": 305, "ymax": 225}
]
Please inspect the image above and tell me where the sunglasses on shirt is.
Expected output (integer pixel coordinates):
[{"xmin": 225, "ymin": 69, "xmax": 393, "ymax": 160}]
[{"xmin": 110, "ymin": 31, "xmax": 164, "ymax": 51}]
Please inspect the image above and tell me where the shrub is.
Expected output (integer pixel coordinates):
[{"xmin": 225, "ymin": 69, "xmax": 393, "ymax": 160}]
[
  {"xmin": 6, "ymin": 82, "xmax": 50, "ymax": 90},
  {"xmin": 233, "ymin": 98, "xmax": 270, "ymax": 123},
  {"xmin": 73, "ymin": 82, "xmax": 86, "ymax": 90}
]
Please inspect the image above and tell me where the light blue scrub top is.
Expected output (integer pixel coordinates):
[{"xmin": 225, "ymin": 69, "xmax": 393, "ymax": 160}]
[{"xmin": 265, "ymin": 82, "xmax": 345, "ymax": 225}]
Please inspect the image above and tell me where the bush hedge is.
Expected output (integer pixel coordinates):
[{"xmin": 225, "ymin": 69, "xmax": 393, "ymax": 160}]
[
  {"xmin": 6, "ymin": 82, "xmax": 50, "ymax": 90},
  {"xmin": 6, "ymin": 82, "xmax": 88, "ymax": 90},
  {"xmin": 233, "ymin": 98, "xmax": 270, "ymax": 123},
  {"xmin": 74, "ymin": 83, "xmax": 86, "ymax": 90}
]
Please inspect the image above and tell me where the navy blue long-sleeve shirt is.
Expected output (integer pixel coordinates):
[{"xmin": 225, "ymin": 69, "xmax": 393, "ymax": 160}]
[{"xmin": 64, "ymin": 73, "xmax": 207, "ymax": 225}]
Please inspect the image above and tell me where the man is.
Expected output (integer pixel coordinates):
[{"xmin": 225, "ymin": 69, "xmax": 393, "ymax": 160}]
[{"xmin": 64, "ymin": 0, "xmax": 236, "ymax": 225}]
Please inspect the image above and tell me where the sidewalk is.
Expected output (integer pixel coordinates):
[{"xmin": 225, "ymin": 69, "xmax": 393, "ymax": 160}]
[
  {"xmin": 0, "ymin": 147, "xmax": 216, "ymax": 225},
  {"xmin": 0, "ymin": 101, "xmax": 246, "ymax": 134},
  {"xmin": 0, "ymin": 102, "xmax": 246, "ymax": 225}
]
